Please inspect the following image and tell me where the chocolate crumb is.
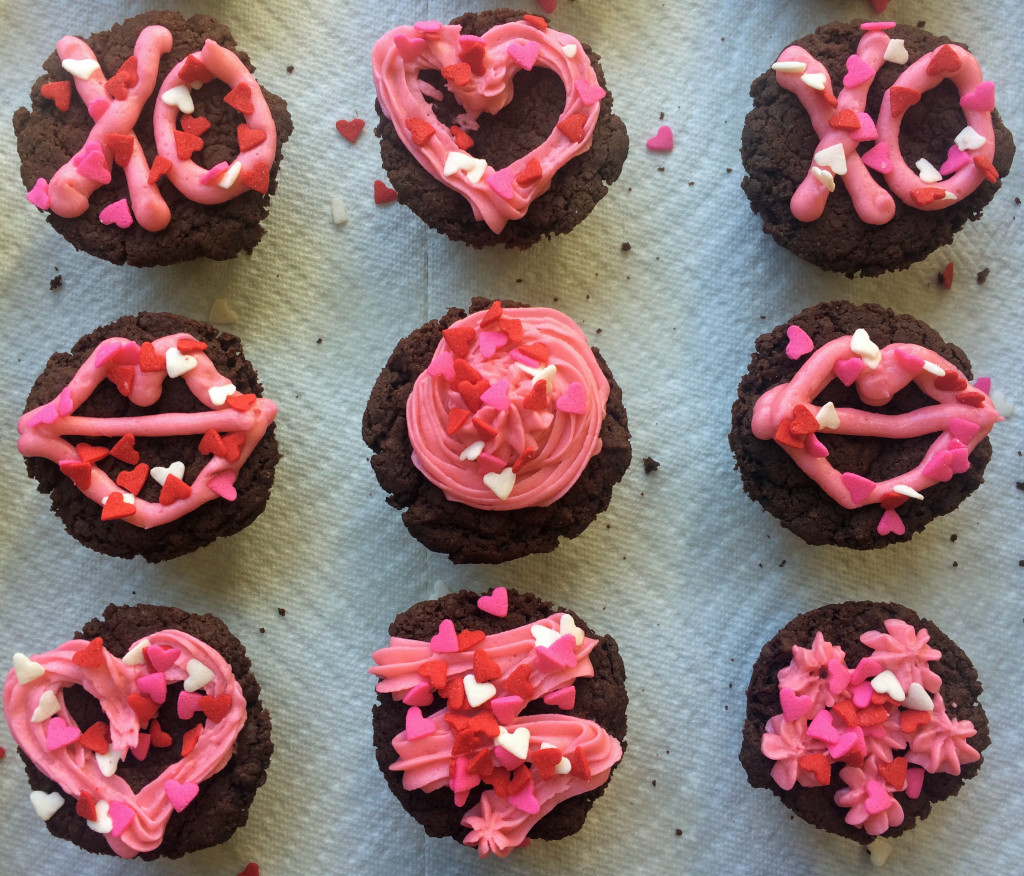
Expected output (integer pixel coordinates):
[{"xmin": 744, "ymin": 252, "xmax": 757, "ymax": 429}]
[
  {"xmin": 657, "ymin": 167, "xmax": 665, "ymax": 172},
  {"xmin": 675, "ymin": 828, "xmax": 683, "ymax": 836},
  {"xmin": 277, "ymin": 607, "xmax": 286, "ymax": 617},
  {"xmin": 950, "ymin": 534, "xmax": 958, "ymax": 542},
  {"xmin": 316, "ymin": 338, "xmax": 323, "ymax": 344},
  {"xmin": 976, "ymin": 268, "xmax": 990, "ymax": 285},
  {"xmin": 643, "ymin": 457, "xmax": 660, "ymax": 474},
  {"xmin": 1015, "ymin": 481, "xmax": 1024, "ymax": 491},
  {"xmin": 726, "ymin": 167, "xmax": 733, "ymax": 173},
  {"xmin": 779, "ymin": 560, "xmax": 786, "ymax": 567},
  {"xmin": 659, "ymin": 112, "xmax": 665, "ymax": 120},
  {"xmin": 952, "ymin": 561, "xmax": 959, "ymax": 568},
  {"xmin": 652, "ymin": 780, "xmax": 657, "ymax": 787},
  {"xmin": 286, "ymin": 65, "xmax": 294, "ymax": 73},
  {"xmin": 621, "ymin": 242, "xmax": 631, "ymax": 251},
  {"xmin": 259, "ymin": 627, "xmax": 266, "ymax": 634},
  {"xmin": 49, "ymin": 274, "xmax": 62, "ymax": 291}
]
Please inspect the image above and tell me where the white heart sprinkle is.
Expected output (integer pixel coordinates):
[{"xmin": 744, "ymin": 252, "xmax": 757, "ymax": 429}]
[
  {"xmin": 916, "ymin": 158, "xmax": 942, "ymax": 183},
  {"xmin": 460, "ymin": 441, "xmax": 485, "ymax": 461},
  {"xmin": 801, "ymin": 72, "xmax": 826, "ymax": 91},
  {"xmin": 903, "ymin": 682, "xmax": 934, "ymax": 711},
  {"xmin": 12, "ymin": 653, "xmax": 45, "ymax": 685},
  {"xmin": 208, "ymin": 299, "xmax": 238, "ymax": 325},
  {"xmin": 814, "ymin": 143, "xmax": 847, "ymax": 176},
  {"xmin": 30, "ymin": 790, "xmax": 65, "ymax": 821},
  {"xmin": 559, "ymin": 614, "xmax": 585, "ymax": 647},
  {"xmin": 990, "ymin": 389, "xmax": 1012, "ymax": 418},
  {"xmin": 884, "ymin": 39, "xmax": 909, "ymax": 65},
  {"xmin": 217, "ymin": 160, "xmax": 243, "ymax": 190},
  {"xmin": 483, "ymin": 467, "xmax": 516, "ymax": 500},
  {"xmin": 942, "ymin": 191, "xmax": 957, "ymax": 202},
  {"xmin": 893, "ymin": 484, "xmax": 925, "ymax": 500},
  {"xmin": 208, "ymin": 383, "xmax": 236, "ymax": 406},
  {"xmin": 122, "ymin": 638, "xmax": 151, "ymax": 666},
  {"xmin": 954, "ymin": 126, "xmax": 986, "ymax": 152},
  {"xmin": 922, "ymin": 361, "xmax": 945, "ymax": 377},
  {"xmin": 463, "ymin": 673, "xmax": 497, "ymax": 708},
  {"xmin": 101, "ymin": 492, "xmax": 135, "ymax": 506},
  {"xmin": 772, "ymin": 60, "xmax": 807, "ymax": 74},
  {"xmin": 331, "ymin": 197, "xmax": 349, "ymax": 225},
  {"xmin": 161, "ymin": 84, "xmax": 195, "ymax": 115},
  {"xmin": 868, "ymin": 837, "xmax": 895, "ymax": 867},
  {"xmin": 164, "ymin": 347, "xmax": 197, "ymax": 379},
  {"xmin": 531, "ymin": 624, "xmax": 561, "ymax": 649},
  {"xmin": 184, "ymin": 658, "xmax": 214, "ymax": 693},
  {"xmin": 810, "ymin": 166, "xmax": 835, "ymax": 193},
  {"xmin": 443, "ymin": 151, "xmax": 488, "ymax": 183},
  {"xmin": 31, "ymin": 690, "xmax": 60, "ymax": 723},
  {"xmin": 815, "ymin": 401, "xmax": 840, "ymax": 431},
  {"xmin": 95, "ymin": 748, "xmax": 124, "ymax": 778},
  {"xmin": 870, "ymin": 669, "xmax": 906, "ymax": 702},
  {"xmin": 561, "ymin": 44, "xmax": 577, "ymax": 59},
  {"xmin": 850, "ymin": 328, "xmax": 881, "ymax": 369},
  {"xmin": 496, "ymin": 726, "xmax": 530, "ymax": 761},
  {"xmin": 62, "ymin": 58, "xmax": 100, "ymax": 80},
  {"xmin": 86, "ymin": 799, "xmax": 113, "ymax": 834},
  {"xmin": 516, "ymin": 362, "xmax": 557, "ymax": 391},
  {"xmin": 151, "ymin": 461, "xmax": 185, "ymax": 487}
]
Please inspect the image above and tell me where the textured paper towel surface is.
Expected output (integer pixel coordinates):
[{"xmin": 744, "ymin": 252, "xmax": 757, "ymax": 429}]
[{"xmin": 0, "ymin": 1, "xmax": 1021, "ymax": 873}]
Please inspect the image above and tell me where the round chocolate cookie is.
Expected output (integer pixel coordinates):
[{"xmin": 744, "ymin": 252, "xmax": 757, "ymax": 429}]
[
  {"xmin": 19, "ymin": 312, "xmax": 280, "ymax": 562},
  {"xmin": 6, "ymin": 604, "xmax": 272, "ymax": 859},
  {"xmin": 741, "ymin": 21, "xmax": 1014, "ymax": 277},
  {"xmin": 373, "ymin": 9, "xmax": 629, "ymax": 248},
  {"xmin": 370, "ymin": 588, "xmax": 627, "ymax": 855},
  {"xmin": 729, "ymin": 301, "xmax": 998, "ymax": 549},
  {"xmin": 362, "ymin": 297, "xmax": 631, "ymax": 563},
  {"xmin": 14, "ymin": 11, "xmax": 292, "ymax": 266},
  {"xmin": 740, "ymin": 602, "xmax": 988, "ymax": 843}
]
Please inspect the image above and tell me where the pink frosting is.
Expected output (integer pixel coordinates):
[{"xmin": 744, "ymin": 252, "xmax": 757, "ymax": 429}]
[
  {"xmin": 371, "ymin": 18, "xmax": 605, "ymax": 233},
  {"xmin": 751, "ymin": 330, "xmax": 1002, "ymax": 536},
  {"xmin": 406, "ymin": 305, "xmax": 608, "ymax": 509},
  {"xmin": 17, "ymin": 333, "xmax": 277, "ymax": 529},
  {"xmin": 834, "ymin": 762, "xmax": 905, "ymax": 835},
  {"xmin": 761, "ymin": 714, "xmax": 828, "ymax": 790},
  {"xmin": 861, "ymin": 618, "xmax": 943, "ymax": 693},
  {"xmin": 906, "ymin": 693, "xmax": 982, "ymax": 776},
  {"xmin": 3, "ymin": 630, "xmax": 246, "ymax": 858},
  {"xmin": 777, "ymin": 630, "xmax": 847, "ymax": 713},
  {"xmin": 45, "ymin": 26, "xmax": 276, "ymax": 231},
  {"xmin": 370, "ymin": 612, "xmax": 623, "ymax": 858},
  {"xmin": 774, "ymin": 26, "xmax": 997, "ymax": 224}
]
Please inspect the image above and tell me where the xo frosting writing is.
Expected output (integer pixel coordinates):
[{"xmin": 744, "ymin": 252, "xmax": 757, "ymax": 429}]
[
  {"xmin": 17, "ymin": 332, "xmax": 277, "ymax": 528},
  {"xmin": 29, "ymin": 25, "xmax": 277, "ymax": 230},
  {"xmin": 371, "ymin": 16, "xmax": 606, "ymax": 233},
  {"xmin": 772, "ymin": 22, "xmax": 999, "ymax": 224},
  {"xmin": 751, "ymin": 326, "xmax": 1002, "ymax": 537},
  {"xmin": 406, "ymin": 303, "xmax": 609, "ymax": 509},
  {"xmin": 761, "ymin": 619, "xmax": 980, "ymax": 836},
  {"xmin": 370, "ymin": 610, "xmax": 622, "ymax": 858},
  {"xmin": 3, "ymin": 629, "xmax": 246, "ymax": 858}
]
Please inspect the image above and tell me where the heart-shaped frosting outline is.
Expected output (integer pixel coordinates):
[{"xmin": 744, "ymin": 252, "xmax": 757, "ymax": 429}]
[{"xmin": 372, "ymin": 18, "xmax": 605, "ymax": 233}]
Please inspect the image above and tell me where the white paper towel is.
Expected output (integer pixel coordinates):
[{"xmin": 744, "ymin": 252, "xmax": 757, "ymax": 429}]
[{"xmin": 0, "ymin": 1, "xmax": 1021, "ymax": 873}]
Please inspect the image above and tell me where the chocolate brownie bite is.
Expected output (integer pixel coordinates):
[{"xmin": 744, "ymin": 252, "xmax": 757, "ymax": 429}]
[
  {"xmin": 363, "ymin": 297, "xmax": 631, "ymax": 563},
  {"xmin": 740, "ymin": 602, "xmax": 987, "ymax": 843},
  {"xmin": 741, "ymin": 21, "xmax": 1014, "ymax": 276},
  {"xmin": 18, "ymin": 312, "xmax": 279, "ymax": 562},
  {"xmin": 372, "ymin": 9, "xmax": 628, "ymax": 248},
  {"xmin": 370, "ymin": 587, "xmax": 627, "ymax": 857},
  {"xmin": 729, "ymin": 301, "xmax": 1001, "ymax": 548},
  {"xmin": 14, "ymin": 10, "xmax": 292, "ymax": 266},
  {"xmin": 3, "ymin": 604, "xmax": 272, "ymax": 859}
]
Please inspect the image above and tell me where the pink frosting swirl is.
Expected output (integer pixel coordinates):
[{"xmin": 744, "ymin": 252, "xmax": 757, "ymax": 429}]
[
  {"xmin": 407, "ymin": 305, "xmax": 608, "ymax": 509},
  {"xmin": 777, "ymin": 630, "xmax": 847, "ymax": 712},
  {"xmin": 861, "ymin": 618, "xmax": 943, "ymax": 694},
  {"xmin": 906, "ymin": 693, "xmax": 981, "ymax": 776}
]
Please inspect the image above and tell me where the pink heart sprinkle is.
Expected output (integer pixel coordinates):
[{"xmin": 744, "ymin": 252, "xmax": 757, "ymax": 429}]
[
  {"xmin": 146, "ymin": 646, "xmax": 180, "ymax": 674},
  {"xmin": 77, "ymin": 148, "xmax": 111, "ymax": 184},
  {"xmin": 851, "ymin": 657, "xmax": 882, "ymax": 686},
  {"xmin": 508, "ymin": 780, "xmax": 541, "ymax": 815},
  {"xmin": 543, "ymin": 686, "xmax": 576, "ymax": 711},
  {"xmin": 827, "ymin": 730, "xmax": 859, "ymax": 760},
  {"xmin": 136, "ymin": 672, "xmax": 168, "ymax": 705},
  {"xmin": 922, "ymin": 451, "xmax": 955, "ymax": 483},
  {"xmin": 861, "ymin": 142, "xmax": 892, "ymax": 174},
  {"xmin": 843, "ymin": 54, "xmax": 875, "ymax": 88},
  {"xmin": 509, "ymin": 348, "xmax": 539, "ymax": 368},
  {"xmin": 827, "ymin": 658, "xmax": 852, "ymax": 696},
  {"xmin": 508, "ymin": 40, "xmax": 540, "ymax": 72},
  {"xmin": 490, "ymin": 695, "xmax": 525, "ymax": 725},
  {"xmin": 779, "ymin": 687, "xmax": 812, "ymax": 722},
  {"xmin": 130, "ymin": 733, "xmax": 151, "ymax": 762},
  {"xmin": 555, "ymin": 382, "xmax": 586, "ymax": 415},
  {"xmin": 199, "ymin": 161, "xmax": 230, "ymax": 186},
  {"xmin": 495, "ymin": 745, "xmax": 525, "ymax": 771},
  {"xmin": 26, "ymin": 178, "xmax": 50, "ymax": 210},
  {"xmin": 99, "ymin": 199, "xmax": 133, "ymax": 229},
  {"xmin": 974, "ymin": 377, "xmax": 991, "ymax": 394},
  {"xmin": 45, "ymin": 716, "xmax": 82, "ymax": 751},
  {"xmin": 177, "ymin": 691, "xmax": 202, "ymax": 721},
  {"xmin": 164, "ymin": 779, "xmax": 199, "ymax": 813},
  {"xmin": 108, "ymin": 800, "xmax": 136, "ymax": 838},
  {"xmin": 536, "ymin": 634, "xmax": 578, "ymax": 671},
  {"xmin": 413, "ymin": 20, "xmax": 441, "ymax": 34},
  {"xmin": 805, "ymin": 434, "xmax": 829, "ymax": 459},
  {"xmin": 785, "ymin": 325, "xmax": 814, "ymax": 359},
  {"xmin": 894, "ymin": 348, "xmax": 924, "ymax": 373},
  {"xmin": 430, "ymin": 618, "xmax": 459, "ymax": 653},
  {"xmin": 960, "ymin": 80, "xmax": 995, "ymax": 112},
  {"xmin": 427, "ymin": 351, "xmax": 456, "ymax": 383},
  {"xmin": 23, "ymin": 405, "xmax": 59, "ymax": 428},
  {"xmin": 87, "ymin": 98, "xmax": 109, "ymax": 120},
  {"xmin": 480, "ymin": 379, "xmax": 511, "ymax": 411},
  {"xmin": 477, "ymin": 586, "xmax": 509, "ymax": 617},
  {"xmin": 851, "ymin": 681, "xmax": 875, "ymax": 709},
  {"xmin": 404, "ymin": 706, "xmax": 435, "ymax": 741},
  {"xmin": 834, "ymin": 356, "xmax": 865, "ymax": 386},
  {"xmin": 403, "ymin": 682, "xmax": 434, "ymax": 708},
  {"xmin": 948, "ymin": 417, "xmax": 981, "ymax": 446},
  {"xmin": 208, "ymin": 473, "xmax": 237, "ymax": 502},
  {"xmin": 476, "ymin": 452, "xmax": 507, "ymax": 477},
  {"xmin": 948, "ymin": 445, "xmax": 970, "ymax": 474},
  {"xmin": 940, "ymin": 144, "xmax": 972, "ymax": 176},
  {"xmin": 393, "ymin": 34, "xmax": 426, "ymax": 62},
  {"xmin": 905, "ymin": 766, "xmax": 926, "ymax": 799},
  {"xmin": 57, "ymin": 387, "xmax": 75, "ymax": 416},
  {"xmin": 841, "ymin": 472, "xmax": 875, "ymax": 505},
  {"xmin": 93, "ymin": 339, "xmax": 124, "ymax": 368},
  {"xmin": 807, "ymin": 710, "xmax": 840, "ymax": 745},
  {"xmin": 877, "ymin": 508, "xmax": 906, "ymax": 537},
  {"xmin": 646, "ymin": 125, "xmax": 673, "ymax": 152},
  {"xmin": 477, "ymin": 331, "xmax": 508, "ymax": 360},
  {"xmin": 864, "ymin": 779, "xmax": 892, "ymax": 815},
  {"xmin": 850, "ymin": 113, "xmax": 878, "ymax": 143},
  {"xmin": 486, "ymin": 167, "xmax": 515, "ymax": 201},
  {"xmin": 449, "ymin": 755, "xmax": 480, "ymax": 794},
  {"xmin": 574, "ymin": 79, "xmax": 606, "ymax": 106}
]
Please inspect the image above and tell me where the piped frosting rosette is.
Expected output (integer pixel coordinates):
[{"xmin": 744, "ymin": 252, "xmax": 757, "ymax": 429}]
[{"xmin": 407, "ymin": 302, "xmax": 608, "ymax": 510}]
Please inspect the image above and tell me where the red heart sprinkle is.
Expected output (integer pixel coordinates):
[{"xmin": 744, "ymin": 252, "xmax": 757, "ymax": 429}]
[
  {"xmin": 335, "ymin": 118, "xmax": 365, "ymax": 143},
  {"xmin": 226, "ymin": 393, "xmax": 257, "ymax": 411},
  {"xmin": 238, "ymin": 864, "xmax": 260, "ymax": 876},
  {"xmin": 441, "ymin": 62, "xmax": 472, "ymax": 87},
  {"xmin": 199, "ymin": 429, "xmax": 227, "ymax": 457},
  {"xmin": 472, "ymin": 649, "xmax": 501, "ymax": 683},
  {"xmin": 457, "ymin": 629, "xmax": 486, "ymax": 651},
  {"xmin": 956, "ymin": 391, "xmax": 986, "ymax": 407},
  {"xmin": 443, "ymin": 325, "xmax": 476, "ymax": 358},
  {"xmin": 911, "ymin": 187, "xmax": 948, "ymax": 206},
  {"xmin": 179, "ymin": 56, "xmax": 212, "ymax": 85},
  {"xmin": 174, "ymin": 130, "xmax": 204, "ymax": 160},
  {"xmin": 72, "ymin": 637, "xmax": 104, "ymax": 669},
  {"xmin": 180, "ymin": 115, "xmax": 211, "ymax": 137},
  {"xmin": 900, "ymin": 709, "xmax": 932, "ymax": 733},
  {"xmin": 524, "ymin": 382, "xmax": 548, "ymax": 411},
  {"xmin": 80, "ymin": 721, "xmax": 111, "ymax": 755},
  {"xmin": 515, "ymin": 158, "xmax": 543, "ymax": 187},
  {"xmin": 472, "ymin": 415, "xmax": 498, "ymax": 439},
  {"xmin": 508, "ymin": 765, "xmax": 531, "ymax": 796},
  {"xmin": 116, "ymin": 463, "xmax": 149, "ymax": 496},
  {"xmin": 175, "ymin": 338, "xmax": 207, "ymax": 354},
  {"xmin": 934, "ymin": 370, "xmax": 968, "ymax": 392},
  {"xmin": 181, "ymin": 724, "xmax": 202, "ymax": 757},
  {"xmin": 531, "ymin": 746, "xmax": 563, "ymax": 781},
  {"xmin": 222, "ymin": 432, "xmax": 246, "ymax": 462},
  {"xmin": 856, "ymin": 704, "xmax": 890, "ymax": 727},
  {"xmin": 942, "ymin": 262, "xmax": 955, "ymax": 290},
  {"xmin": 110, "ymin": 433, "xmax": 140, "ymax": 465},
  {"xmin": 159, "ymin": 474, "xmax": 192, "ymax": 506},
  {"xmin": 41, "ymin": 80, "xmax": 72, "ymax": 112},
  {"xmin": 224, "ymin": 82, "xmax": 255, "ymax": 115},
  {"xmin": 148, "ymin": 155, "xmax": 172, "ymax": 185},
  {"xmin": 108, "ymin": 365, "xmax": 135, "ymax": 397},
  {"xmin": 568, "ymin": 747, "xmax": 591, "ymax": 781},
  {"xmin": 60, "ymin": 460, "xmax": 93, "ymax": 490},
  {"xmin": 446, "ymin": 408, "xmax": 471, "ymax": 435},
  {"xmin": 517, "ymin": 342, "xmax": 549, "ymax": 363},
  {"xmin": 831, "ymin": 700, "xmax": 859, "ymax": 729},
  {"xmin": 773, "ymin": 419, "xmax": 805, "ymax": 449},
  {"xmin": 523, "ymin": 14, "xmax": 548, "ymax": 29},
  {"xmin": 789, "ymin": 404, "xmax": 820, "ymax": 435},
  {"xmin": 480, "ymin": 300, "xmax": 503, "ymax": 326},
  {"xmin": 104, "ymin": 132, "xmax": 135, "ymax": 167},
  {"xmin": 440, "ymin": 676, "xmax": 467, "ymax": 710},
  {"xmin": 101, "ymin": 491, "xmax": 137, "ymax": 521},
  {"xmin": 879, "ymin": 491, "xmax": 908, "ymax": 511},
  {"xmin": 504, "ymin": 664, "xmax": 534, "ymax": 701},
  {"xmin": 76, "ymin": 790, "xmax": 98, "ymax": 822},
  {"xmin": 199, "ymin": 694, "xmax": 232, "ymax": 723},
  {"xmin": 458, "ymin": 41, "xmax": 487, "ymax": 76},
  {"xmin": 512, "ymin": 447, "xmax": 537, "ymax": 474},
  {"xmin": 828, "ymin": 109, "xmax": 861, "ymax": 130},
  {"xmin": 973, "ymin": 154, "xmax": 999, "ymax": 183},
  {"xmin": 871, "ymin": 691, "xmax": 898, "ymax": 707},
  {"xmin": 77, "ymin": 443, "xmax": 110, "ymax": 464},
  {"xmin": 458, "ymin": 379, "xmax": 489, "ymax": 412},
  {"xmin": 237, "ymin": 123, "xmax": 267, "ymax": 152},
  {"xmin": 926, "ymin": 44, "xmax": 962, "ymax": 77},
  {"xmin": 450, "ymin": 125, "xmax": 474, "ymax": 150},
  {"xmin": 373, "ymin": 179, "xmax": 397, "ymax": 204},
  {"xmin": 557, "ymin": 113, "xmax": 587, "ymax": 143},
  {"xmin": 405, "ymin": 118, "xmax": 435, "ymax": 146},
  {"xmin": 465, "ymin": 712, "xmax": 498, "ymax": 738},
  {"xmin": 889, "ymin": 86, "xmax": 922, "ymax": 118},
  {"xmin": 453, "ymin": 358, "xmax": 483, "ymax": 384},
  {"xmin": 497, "ymin": 317, "xmax": 523, "ymax": 344},
  {"xmin": 104, "ymin": 57, "xmax": 139, "ymax": 101},
  {"xmin": 878, "ymin": 756, "xmax": 908, "ymax": 789},
  {"xmin": 241, "ymin": 162, "xmax": 270, "ymax": 194},
  {"xmin": 487, "ymin": 766, "xmax": 511, "ymax": 797},
  {"xmin": 149, "ymin": 719, "xmax": 172, "ymax": 748},
  {"xmin": 797, "ymin": 752, "xmax": 832, "ymax": 786},
  {"xmin": 418, "ymin": 659, "xmax": 447, "ymax": 690},
  {"xmin": 467, "ymin": 748, "xmax": 494, "ymax": 778},
  {"xmin": 128, "ymin": 694, "xmax": 159, "ymax": 725}
]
